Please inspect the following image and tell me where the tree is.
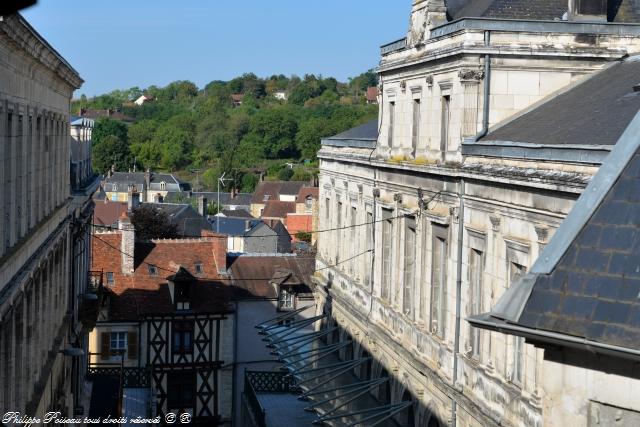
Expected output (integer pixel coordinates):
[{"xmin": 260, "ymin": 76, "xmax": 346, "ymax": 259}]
[
  {"xmin": 130, "ymin": 205, "xmax": 179, "ymax": 240},
  {"xmin": 278, "ymin": 167, "xmax": 294, "ymax": 181},
  {"xmin": 240, "ymin": 173, "xmax": 259, "ymax": 192},
  {"xmin": 93, "ymin": 135, "xmax": 131, "ymax": 173},
  {"xmin": 93, "ymin": 118, "xmax": 128, "ymax": 146}
]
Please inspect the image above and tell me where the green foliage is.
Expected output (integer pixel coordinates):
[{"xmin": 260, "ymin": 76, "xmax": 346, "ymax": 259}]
[
  {"xmin": 130, "ymin": 205, "xmax": 179, "ymax": 240},
  {"xmin": 295, "ymin": 232, "xmax": 312, "ymax": 243},
  {"xmin": 278, "ymin": 167, "xmax": 294, "ymax": 181},
  {"xmin": 78, "ymin": 71, "xmax": 378, "ymax": 187},
  {"xmin": 207, "ymin": 203, "xmax": 223, "ymax": 216}
]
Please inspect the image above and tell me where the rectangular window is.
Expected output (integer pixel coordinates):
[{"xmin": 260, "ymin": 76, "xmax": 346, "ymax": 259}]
[
  {"xmin": 278, "ymin": 288, "xmax": 295, "ymax": 310},
  {"xmin": 167, "ymin": 372, "xmax": 195, "ymax": 409},
  {"xmin": 106, "ymin": 272, "xmax": 115, "ymax": 285},
  {"xmin": 441, "ymin": 95, "xmax": 451, "ymax": 154},
  {"xmin": 175, "ymin": 283, "xmax": 191, "ymax": 311},
  {"xmin": 388, "ymin": 101, "xmax": 395, "ymax": 147},
  {"xmin": 172, "ymin": 321, "xmax": 194, "ymax": 354},
  {"xmin": 350, "ymin": 206, "xmax": 357, "ymax": 275},
  {"xmin": 381, "ymin": 209, "xmax": 393, "ymax": 301},
  {"xmin": 431, "ymin": 225, "xmax": 448, "ymax": 338},
  {"xmin": 325, "ymin": 198, "xmax": 330, "ymax": 221},
  {"xmin": 336, "ymin": 201, "xmax": 342, "ymax": 264},
  {"xmin": 509, "ymin": 261, "xmax": 526, "ymax": 384},
  {"xmin": 110, "ymin": 332, "xmax": 127, "ymax": 353},
  {"xmin": 403, "ymin": 218, "xmax": 416, "ymax": 316},
  {"xmin": 469, "ymin": 249, "xmax": 484, "ymax": 360},
  {"xmin": 365, "ymin": 211, "xmax": 373, "ymax": 288},
  {"xmin": 194, "ymin": 263, "xmax": 203, "ymax": 274},
  {"xmin": 148, "ymin": 264, "xmax": 158, "ymax": 276},
  {"xmin": 412, "ymin": 99, "xmax": 421, "ymax": 155}
]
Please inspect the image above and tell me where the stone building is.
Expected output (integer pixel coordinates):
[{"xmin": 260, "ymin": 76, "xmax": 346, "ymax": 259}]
[
  {"xmin": 102, "ymin": 170, "xmax": 189, "ymax": 203},
  {"xmin": 313, "ymin": 1, "xmax": 640, "ymax": 426},
  {"xmin": 0, "ymin": 12, "xmax": 91, "ymax": 419}
]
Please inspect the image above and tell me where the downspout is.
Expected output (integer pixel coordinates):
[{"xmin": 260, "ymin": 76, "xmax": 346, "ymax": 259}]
[
  {"xmin": 452, "ymin": 29, "xmax": 491, "ymax": 427},
  {"xmin": 451, "ymin": 178, "xmax": 465, "ymax": 427}
]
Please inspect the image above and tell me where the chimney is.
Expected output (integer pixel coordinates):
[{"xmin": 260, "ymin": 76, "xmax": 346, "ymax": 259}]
[
  {"xmin": 245, "ymin": 219, "xmax": 252, "ymax": 232},
  {"xmin": 230, "ymin": 188, "xmax": 236, "ymax": 199},
  {"xmin": 145, "ymin": 168, "xmax": 151, "ymax": 189},
  {"xmin": 568, "ymin": 0, "xmax": 607, "ymax": 22},
  {"xmin": 128, "ymin": 186, "xmax": 141, "ymax": 211},
  {"xmin": 408, "ymin": 0, "xmax": 446, "ymax": 47},
  {"xmin": 202, "ymin": 230, "xmax": 227, "ymax": 273},
  {"xmin": 119, "ymin": 211, "xmax": 135, "ymax": 275},
  {"xmin": 197, "ymin": 196, "xmax": 208, "ymax": 216}
]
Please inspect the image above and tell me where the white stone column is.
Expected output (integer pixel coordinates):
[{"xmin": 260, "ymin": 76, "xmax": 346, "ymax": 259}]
[{"xmin": 458, "ymin": 69, "xmax": 484, "ymax": 139}]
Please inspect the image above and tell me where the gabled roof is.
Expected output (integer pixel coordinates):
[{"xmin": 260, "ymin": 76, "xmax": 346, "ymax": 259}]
[
  {"xmin": 186, "ymin": 191, "xmax": 253, "ymax": 206},
  {"xmin": 93, "ymin": 200, "xmax": 128, "ymax": 227},
  {"xmin": 296, "ymin": 187, "xmax": 319, "ymax": 203},
  {"xmin": 481, "ymin": 59, "xmax": 640, "ymax": 147},
  {"xmin": 470, "ymin": 109, "xmax": 640, "ymax": 361},
  {"xmin": 251, "ymin": 181, "xmax": 307, "ymax": 204},
  {"xmin": 220, "ymin": 209, "xmax": 254, "ymax": 218},
  {"xmin": 262, "ymin": 201, "xmax": 296, "ymax": 219},
  {"xmin": 209, "ymin": 217, "xmax": 265, "ymax": 236},
  {"xmin": 144, "ymin": 203, "xmax": 210, "ymax": 237},
  {"xmin": 228, "ymin": 254, "xmax": 314, "ymax": 298}
]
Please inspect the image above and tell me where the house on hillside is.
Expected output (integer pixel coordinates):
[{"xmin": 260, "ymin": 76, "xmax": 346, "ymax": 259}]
[
  {"xmin": 231, "ymin": 94, "xmax": 243, "ymax": 107},
  {"xmin": 102, "ymin": 170, "xmax": 189, "ymax": 203},
  {"xmin": 79, "ymin": 108, "xmax": 134, "ymax": 123},
  {"xmin": 366, "ymin": 86, "xmax": 379, "ymax": 104},
  {"xmin": 250, "ymin": 181, "xmax": 308, "ymax": 217},
  {"xmin": 134, "ymin": 94, "xmax": 155, "ymax": 106},
  {"xmin": 274, "ymin": 90, "xmax": 287, "ymax": 100}
]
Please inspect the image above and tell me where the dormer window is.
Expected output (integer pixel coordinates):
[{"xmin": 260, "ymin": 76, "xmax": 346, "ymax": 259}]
[
  {"xmin": 305, "ymin": 196, "xmax": 313, "ymax": 211},
  {"xmin": 278, "ymin": 288, "xmax": 295, "ymax": 311},
  {"xmin": 263, "ymin": 194, "xmax": 270, "ymax": 202},
  {"xmin": 175, "ymin": 283, "xmax": 191, "ymax": 311},
  {"xmin": 113, "ymin": 183, "xmax": 118, "ymax": 192},
  {"xmin": 194, "ymin": 263, "xmax": 203, "ymax": 275},
  {"xmin": 160, "ymin": 181, "xmax": 166, "ymax": 190},
  {"xmin": 148, "ymin": 265, "xmax": 158, "ymax": 276}
]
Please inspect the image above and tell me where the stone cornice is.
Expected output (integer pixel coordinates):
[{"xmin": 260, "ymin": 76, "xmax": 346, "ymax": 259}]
[{"xmin": 0, "ymin": 14, "xmax": 83, "ymax": 89}]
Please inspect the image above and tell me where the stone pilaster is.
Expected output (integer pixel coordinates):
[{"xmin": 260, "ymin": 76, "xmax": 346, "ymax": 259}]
[
  {"xmin": 459, "ymin": 69, "xmax": 485, "ymax": 138},
  {"xmin": 119, "ymin": 214, "xmax": 136, "ymax": 275}
]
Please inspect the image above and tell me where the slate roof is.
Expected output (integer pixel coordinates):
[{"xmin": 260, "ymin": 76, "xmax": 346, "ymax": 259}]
[
  {"xmin": 209, "ymin": 217, "xmax": 266, "ymax": 236},
  {"xmin": 447, "ymin": 0, "xmax": 640, "ymax": 22},
  {"xmin": 262, "ymin": 201, "xmax": 296, "ymax": 219},
  {"xmin": 228, "ymin": 255, "xmax": 314, "ymax": 298},
  {"xmin": 482, "ymin": 59, "xmax": 640, "ymax": 146},
  {"xmin": 103, "ymin": 171, "xmax": 184, "ymax": 192},
  {"xmin": 186, "ymin": 191, "xmax": 253, "ymax": 206},
  {"xmin": 220, "ymin": 209, "xmax": 254, "ymax": 218},
  {"xmin": 326, "ymin": 120, "xmax": 378, "ymax": 141},
  {"xmin": 470, "ymin": 107, "xmax": 640, "ymax": 359},
  {"xmin": 144, "ymin": 203, "xmax": 210, "ymax": 237}
]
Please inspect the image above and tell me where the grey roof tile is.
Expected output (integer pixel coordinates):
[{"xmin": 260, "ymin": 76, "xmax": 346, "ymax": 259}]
[{"xmin": 482, "ymin": 60, "xmax": 640, "ymax": 147}]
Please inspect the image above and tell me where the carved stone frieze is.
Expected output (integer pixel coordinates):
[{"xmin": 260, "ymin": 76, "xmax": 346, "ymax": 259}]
[{"xmin": 459, "ymin": 68, "xmax": 485, "ymax": 81}]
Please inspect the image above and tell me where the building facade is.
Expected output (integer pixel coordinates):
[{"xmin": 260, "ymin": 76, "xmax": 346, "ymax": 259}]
[
  {"xmin": 314, "ymin": 1, "xmax": 640, "ymax": 426},
  {"xmin": 0, "ymin": 12, "xmax": 87, "ymax": 418}
]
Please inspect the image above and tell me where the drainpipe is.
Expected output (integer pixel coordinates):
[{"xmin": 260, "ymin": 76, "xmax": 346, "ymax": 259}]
[
  {"xmin": 472, "ymin": 31, "xmax": 492, "ymax": 142},
  {"xmin": 451, "ymin": 178, "xmax": 465, "ymax": 427}
]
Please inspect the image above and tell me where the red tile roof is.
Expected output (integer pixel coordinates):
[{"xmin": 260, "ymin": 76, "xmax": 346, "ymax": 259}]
[
  {"xmin": 261, "ymin": 201, "xmax": 296, "ymax": 219},
  {"xmin": 366, "ymin": 86, "xmax": 379, "ymax": 102},
  {"xmin": 285, "ymin": 214, "xmax": 313, "ymax": 241},
  {"xmin": 93, "ymin": 200, "xmax": 128, "ymax": 227},
  {"xmin": 91, "ymin": 232, "xmax": 231, "ymax": 321},
  {"xmin": 296, "ymin": 187, "xmax": 319, "ymax": 203}
]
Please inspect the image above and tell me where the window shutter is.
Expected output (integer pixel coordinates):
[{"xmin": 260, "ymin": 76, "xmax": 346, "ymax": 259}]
[
  {"xmin": 100, "ymin": 332, "xmax": 110, "ymax": 360},
  {"xmin": 128, "ymin": 331, "xmax": 138, "ymax": 360}
]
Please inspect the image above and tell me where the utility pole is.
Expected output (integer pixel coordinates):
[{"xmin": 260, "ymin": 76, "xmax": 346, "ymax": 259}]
[{"xmin": 217, "ymin": 172, "xmax": 231, "ymax": 233}]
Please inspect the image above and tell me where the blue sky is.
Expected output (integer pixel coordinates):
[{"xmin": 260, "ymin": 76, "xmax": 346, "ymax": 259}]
[{"xmin": 22, "ymin": 0, "xmax": 409, "ymax": 97}]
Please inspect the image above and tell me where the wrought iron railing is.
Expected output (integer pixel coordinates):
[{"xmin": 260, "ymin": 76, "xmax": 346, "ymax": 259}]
[
  {"xmin": 87, "ymin": 366, "xmax": 150, "ymax": 388},
  {"xmin": 246, "ymin": 370, "xmax": 298, "ymax": 393},
  {"xmin": 244, "ymin": 374, "xmax": 266, "ymax": 427}
]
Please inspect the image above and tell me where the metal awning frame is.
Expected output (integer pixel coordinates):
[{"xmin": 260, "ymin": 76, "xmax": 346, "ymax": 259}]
[
  {"xmin": 269, "ymin": 327, "xmax": 338, "ymax": 352},
  {"xmin": 265, "ymin": 314, "xmax": 326, "ymax": 345},
  {"xmin": 256, "ymin": 304, "xmax": 314, "ymax": 331},
  {"xmin": 275, "ymin": 327, "xmax": 338, "ymax": 357},
  {"xmin": 313, "ymin": 401, "xmax": 412, "ymax": 426},
  {"xmin": 283, "ymin": 341, "xmax": 352, "ymax": 372},
  {"xmin": 297, "ymin": 358, "xmax": 371, "ymax": 396},
  {"xmin": 307, "ymin": 377, "xmax": 389, "ymax": 416}
]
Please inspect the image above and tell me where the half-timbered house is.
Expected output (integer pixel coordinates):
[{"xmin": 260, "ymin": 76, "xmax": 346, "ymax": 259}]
[{"xmin": 89, "ymin": 212, "xmax": 234, "ymax": 425}]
